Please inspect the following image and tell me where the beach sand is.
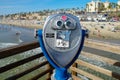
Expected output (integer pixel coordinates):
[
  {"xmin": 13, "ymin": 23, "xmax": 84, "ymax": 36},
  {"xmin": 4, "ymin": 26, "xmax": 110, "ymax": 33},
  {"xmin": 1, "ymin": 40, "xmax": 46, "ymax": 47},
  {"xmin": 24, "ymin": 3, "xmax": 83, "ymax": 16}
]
[
  {"xmin": 81, "ymin": 22, "xmax": 120, "ymax": 39},
  {"xmin": 0, "ymin": 19, "xmax": 43, "ymax": 29}
]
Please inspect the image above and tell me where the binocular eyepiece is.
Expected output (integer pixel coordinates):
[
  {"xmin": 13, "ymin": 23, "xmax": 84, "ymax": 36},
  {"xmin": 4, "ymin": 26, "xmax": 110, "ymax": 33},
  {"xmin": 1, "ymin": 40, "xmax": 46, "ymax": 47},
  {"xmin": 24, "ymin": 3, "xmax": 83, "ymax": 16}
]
[
  {"xmin": 56, "ymin": 20, "xmax": 63, "ymax": 29},
  {"xmin": 65, "ymin": 20, "xmax": 76, "ymax": 29},
  {"xmin": 53, "ymin": 16, "xmax": 76, "ymax": 30}
]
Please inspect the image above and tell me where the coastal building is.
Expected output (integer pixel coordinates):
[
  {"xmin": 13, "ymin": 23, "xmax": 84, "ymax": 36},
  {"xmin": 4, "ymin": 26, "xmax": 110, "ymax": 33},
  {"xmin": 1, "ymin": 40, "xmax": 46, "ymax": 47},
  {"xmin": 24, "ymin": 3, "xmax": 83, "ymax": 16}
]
[
  {"xmin": 86, "ymin": 0, "xmax": 103, "ymax": 12},
  {"xmin": 86, "ymin": 0, "xmax": 120, "ymax": 12},
  {"xmin": 118, "ymin": 0, "xmax": 120, "ymax": 6}
]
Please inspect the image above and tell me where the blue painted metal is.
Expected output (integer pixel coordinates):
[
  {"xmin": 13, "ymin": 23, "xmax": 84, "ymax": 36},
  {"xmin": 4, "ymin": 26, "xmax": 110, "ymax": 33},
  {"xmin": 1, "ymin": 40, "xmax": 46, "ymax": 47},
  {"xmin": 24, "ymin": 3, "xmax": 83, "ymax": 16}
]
[
  {"xmin": 38, "ymin": 29, "xmax": 85, "ymax": 80},
  {"xmin": 38, "ymin": 30, "xmax": 59, "ymax": 69},
  {"xmin": 54, "ymin": 68, "xmax": 71, "ymax": 80}
]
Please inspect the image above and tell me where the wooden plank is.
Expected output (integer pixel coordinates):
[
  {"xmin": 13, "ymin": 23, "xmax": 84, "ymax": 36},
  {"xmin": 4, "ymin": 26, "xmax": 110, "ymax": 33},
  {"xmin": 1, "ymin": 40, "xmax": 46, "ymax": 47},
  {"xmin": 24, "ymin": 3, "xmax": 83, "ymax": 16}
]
[
  {"xmin": 76, "ymin": 60, "xmax": 120, "ymax": 79},
  {"xmin": 5, "ymin": 61, "xmax": 48, "ymax": 80},
  {"xmin": 72, "ymin": 75, "xmax": 82, "ymax": 80},
  {"xmin": 30, "ymin": 68, "xmax": 54, "ymax": 80},
  {"xmin": 46, "ymin": 64, "xmax": 53, "ymax": 80},
  {"xmin": 85, "ymin": 40, "xmax": 120, "ymax": 52},
  {"xmin": 70, "ymin": 67, "xmax": 103, "ymax": 80},
  {"xmin": 71, "ymin": 63, "xmax": 77, "ymax": 76},
  {"xmin": 0, "ymin": 53, "xmax": 43, "ymax": 73},
  {"xmin": 81, "ymin": 52, "xmax": 120, "ymax": 67},
  {"xmin": 0, "ymin": 41, "xmax": 40, "ymax": 59}
]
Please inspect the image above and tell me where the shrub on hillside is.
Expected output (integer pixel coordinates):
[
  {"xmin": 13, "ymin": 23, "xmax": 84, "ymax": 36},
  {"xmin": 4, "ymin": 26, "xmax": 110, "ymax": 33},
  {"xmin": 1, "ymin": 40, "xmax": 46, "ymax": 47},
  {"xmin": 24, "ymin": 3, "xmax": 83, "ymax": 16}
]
[{"xmin": 114, "ymin": 26, "xmax": 120, "ymax": 30}]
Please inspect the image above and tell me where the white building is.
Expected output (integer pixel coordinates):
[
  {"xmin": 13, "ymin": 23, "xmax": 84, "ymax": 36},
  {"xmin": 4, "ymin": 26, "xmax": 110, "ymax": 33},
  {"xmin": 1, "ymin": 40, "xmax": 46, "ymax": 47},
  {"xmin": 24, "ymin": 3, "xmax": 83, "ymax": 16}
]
[
  {"xmin": 86, "ymin": 0, "xmax": 120, "ymax": 12},
  {"xmin": 86, "ymin": 0, "xmax": 103, "ymax": 12},
  {"xmin": 118, "ymin": 0, "xmax": 120, "ymax": 6}
]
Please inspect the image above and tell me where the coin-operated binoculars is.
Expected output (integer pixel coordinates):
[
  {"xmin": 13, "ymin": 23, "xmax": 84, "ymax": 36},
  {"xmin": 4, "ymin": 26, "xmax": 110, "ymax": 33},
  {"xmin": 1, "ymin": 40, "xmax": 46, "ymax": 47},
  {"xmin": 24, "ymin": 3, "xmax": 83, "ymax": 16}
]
[{"xmin": 37, "ymin": 13, "xmax": 85, "ymax": 80}]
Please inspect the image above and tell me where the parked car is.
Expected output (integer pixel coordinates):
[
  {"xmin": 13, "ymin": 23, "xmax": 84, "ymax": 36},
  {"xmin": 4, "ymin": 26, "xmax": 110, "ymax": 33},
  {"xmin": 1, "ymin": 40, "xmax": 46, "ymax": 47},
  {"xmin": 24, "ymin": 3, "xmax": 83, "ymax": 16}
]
[{"xmin": 109, "ymin": 17, "xmax": 119, "ymax": 22}]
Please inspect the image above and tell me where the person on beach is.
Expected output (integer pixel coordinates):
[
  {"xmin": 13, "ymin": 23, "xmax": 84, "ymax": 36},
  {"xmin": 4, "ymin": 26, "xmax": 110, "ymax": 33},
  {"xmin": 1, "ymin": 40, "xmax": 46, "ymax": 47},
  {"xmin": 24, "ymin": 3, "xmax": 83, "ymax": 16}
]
[{"xmin": 85, "ymin": 29, "xmax": 89, "ymax": 38}]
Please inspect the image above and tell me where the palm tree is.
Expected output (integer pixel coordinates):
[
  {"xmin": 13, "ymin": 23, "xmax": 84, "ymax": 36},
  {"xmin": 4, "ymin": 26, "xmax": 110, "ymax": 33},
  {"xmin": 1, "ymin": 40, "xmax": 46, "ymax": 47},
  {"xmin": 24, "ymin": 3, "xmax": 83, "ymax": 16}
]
[
  {"xmin": 86, "ymin": 4, "xmax": 89, "ymax": 12},
  {"xmin": 90, "ymin": 3, "xmax": 93, "ymax": 6},
  {"xmin": 118, "ymin": 5, "xmax": 120, "ymax": 9},
  {"xmin": 108, "ymin": 3, "xmax": 112, "ymax": 12},
  {"xmin": 110, "ymin": 2, "xmax": 117, "ymax": 11},
  {"xmin": 5, "ymin": 14, "xmax": 10, "ymax": 18},
  {"xmin": 28, "ymin": 12, "xmax": 32, "ymax": 15},
  {"xmin": 76, "ymin": 7, "xmax": 80, "ymax": 11},
  {"xmin": 0, "ymin": 15, "xmax": 3, "ymax": 19},
  {"xmin": 90, "ymin": 3, "xmax": 93, "ymax": 12},
  {"xmin": 99, "ymin": 3, "xmax": 105, "ymax": 12},
  {"xmin": 60, "ymin": 8, "xmax": 65, "ymax": 12},
  {"xmin": 71, "ymin": 8, "xmax": 76, "ymax": 14},
  {"xmin": 104, "ymin": 8, "xmax": 108, "ymax": 13},
  {"xmin": 71, "ymin": 8, "xmax": 75, "ymax": 10},
  {"xmin": 114, "ymin": 4, "xmax": 119, "ymax": 16}
]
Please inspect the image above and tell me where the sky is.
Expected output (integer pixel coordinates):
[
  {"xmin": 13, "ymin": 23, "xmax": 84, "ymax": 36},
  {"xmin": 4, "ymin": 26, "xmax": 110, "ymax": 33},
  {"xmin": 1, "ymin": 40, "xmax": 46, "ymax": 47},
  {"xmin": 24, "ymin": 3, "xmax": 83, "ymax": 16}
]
[{"xmin": 0, "ymin": 0, "xmax": 118, "ymax": 15}]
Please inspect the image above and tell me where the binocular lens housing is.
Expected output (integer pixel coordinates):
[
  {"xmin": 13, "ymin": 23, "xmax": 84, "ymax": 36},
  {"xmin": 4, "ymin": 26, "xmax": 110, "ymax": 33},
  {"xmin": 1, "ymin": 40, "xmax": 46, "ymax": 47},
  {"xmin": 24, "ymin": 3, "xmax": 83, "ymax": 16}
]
[
  {"xmin": 66, "ymin": 21, "xmax": 71, "ymax": 26},
  {"xmin": 56, "ymin": 20, "xmax": 63, "ymax": 29},
  {"xmin": 65, "ymin": 20, "xmax": 76, "ymax": 29},
  {"xmin": 55, "ymin": 20, "xmax": 76, "ymax": 30}
]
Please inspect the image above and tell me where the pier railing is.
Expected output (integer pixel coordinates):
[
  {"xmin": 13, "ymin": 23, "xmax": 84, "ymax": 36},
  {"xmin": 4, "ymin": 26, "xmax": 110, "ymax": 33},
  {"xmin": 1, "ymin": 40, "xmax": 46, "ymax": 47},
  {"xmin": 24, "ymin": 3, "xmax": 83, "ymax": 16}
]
[
  {"xmin": 0, "ymin": 41, "xmax": 53, "ymax": 80},
  {"xmin": 71, "ymin": 52, "xmax": 120, "ymax": 80},
  {"xmin": 0, "ymin": 40, "xmax": 120, "ymax": 80}
]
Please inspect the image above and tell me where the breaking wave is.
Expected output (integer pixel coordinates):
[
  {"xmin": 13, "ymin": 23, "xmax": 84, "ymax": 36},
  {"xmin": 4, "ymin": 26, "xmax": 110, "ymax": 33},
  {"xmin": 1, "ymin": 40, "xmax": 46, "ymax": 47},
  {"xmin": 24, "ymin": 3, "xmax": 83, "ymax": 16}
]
[{"xmin": 0, "ymin": 42, "xmax": 18, "ymax": 49}]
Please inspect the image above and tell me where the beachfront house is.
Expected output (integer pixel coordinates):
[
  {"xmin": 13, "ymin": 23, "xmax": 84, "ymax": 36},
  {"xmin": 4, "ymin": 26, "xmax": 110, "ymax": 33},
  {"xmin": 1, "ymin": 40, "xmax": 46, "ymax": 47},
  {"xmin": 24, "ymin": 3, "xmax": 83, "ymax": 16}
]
[
  {"xmin": 86, "ymin": 0, "xmax": 120, "ymax": 12},
  {"xmin": 86, "ymin": 0, "xmax": 104, "ymax": 12}
]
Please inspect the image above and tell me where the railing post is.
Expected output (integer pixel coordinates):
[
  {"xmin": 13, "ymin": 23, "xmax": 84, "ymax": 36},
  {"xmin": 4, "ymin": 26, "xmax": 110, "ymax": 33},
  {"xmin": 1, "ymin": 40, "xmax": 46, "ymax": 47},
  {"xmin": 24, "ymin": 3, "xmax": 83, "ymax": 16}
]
[
  {"xmin": 46, "ymin": 63, "xmax": 53, "ymax": 80},
  {"xmin": 71, "ymin": 62, "xmax": 77, "ymax": 76}
]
